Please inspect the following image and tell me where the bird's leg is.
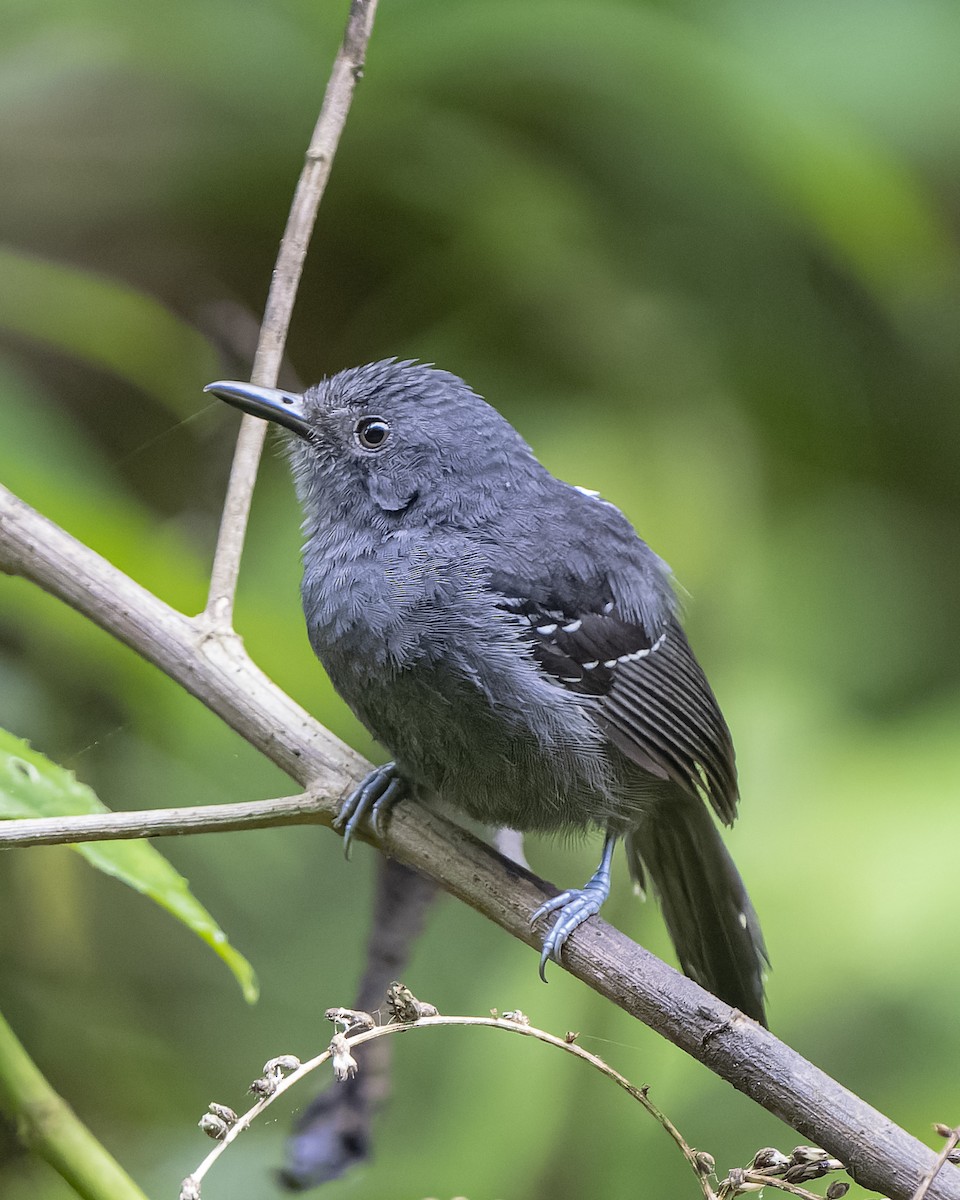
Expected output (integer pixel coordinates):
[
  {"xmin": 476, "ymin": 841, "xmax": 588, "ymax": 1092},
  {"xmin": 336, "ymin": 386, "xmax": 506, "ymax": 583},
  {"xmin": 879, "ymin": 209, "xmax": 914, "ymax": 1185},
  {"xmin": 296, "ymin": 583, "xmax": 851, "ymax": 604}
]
[
  {"xmin": 334, "ymin": 762, "xmax": 407, "ymax": 858},
  {"xmin": 531, "ymin": 834, "xmax": 617, "ymax": 980}
]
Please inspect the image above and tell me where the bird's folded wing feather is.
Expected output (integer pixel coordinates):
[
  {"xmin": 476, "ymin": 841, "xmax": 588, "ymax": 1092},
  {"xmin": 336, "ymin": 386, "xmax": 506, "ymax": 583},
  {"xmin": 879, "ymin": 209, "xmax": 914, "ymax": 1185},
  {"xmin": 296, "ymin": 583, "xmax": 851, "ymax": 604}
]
[{"xmin": 490, "ymin": 573, "xmax": 739, "ymax": 826}]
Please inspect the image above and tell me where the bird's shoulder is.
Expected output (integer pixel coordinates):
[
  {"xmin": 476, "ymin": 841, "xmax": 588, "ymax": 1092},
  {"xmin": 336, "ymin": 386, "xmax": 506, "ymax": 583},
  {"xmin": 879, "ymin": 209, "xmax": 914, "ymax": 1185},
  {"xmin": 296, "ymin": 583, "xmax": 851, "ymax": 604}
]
[{"xmin": 480, "ymin": 478, "xmax": 676, "ymax": 635}]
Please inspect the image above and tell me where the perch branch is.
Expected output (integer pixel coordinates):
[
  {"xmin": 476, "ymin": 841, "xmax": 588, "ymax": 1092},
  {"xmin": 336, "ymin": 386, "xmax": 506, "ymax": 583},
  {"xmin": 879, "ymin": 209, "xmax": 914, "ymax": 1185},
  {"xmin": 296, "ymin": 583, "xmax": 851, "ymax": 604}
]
[
  {"xmin": 0, "ymin": 482, "xmax": 957, "ymax": 1200},
  {"xmin": 0, "ymin": 793, "xmax": 325, "ymax": 847}
]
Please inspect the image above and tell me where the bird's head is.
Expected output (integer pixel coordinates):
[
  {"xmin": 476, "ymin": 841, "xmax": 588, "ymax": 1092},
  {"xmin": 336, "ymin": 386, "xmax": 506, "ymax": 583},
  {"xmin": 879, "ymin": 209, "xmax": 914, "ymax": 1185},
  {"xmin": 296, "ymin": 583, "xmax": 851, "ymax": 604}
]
[{"xmin": 206, "ymin": 360, "xmax": 542, "ymax": 528}]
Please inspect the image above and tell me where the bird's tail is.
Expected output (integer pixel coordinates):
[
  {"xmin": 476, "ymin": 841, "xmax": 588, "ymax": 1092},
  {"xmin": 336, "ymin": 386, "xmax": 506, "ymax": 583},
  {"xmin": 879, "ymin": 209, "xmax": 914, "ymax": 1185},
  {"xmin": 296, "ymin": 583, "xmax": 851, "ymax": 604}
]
[{"xmin": 625, "ymin": 794, "xmax": 768, "ymax": 1025}]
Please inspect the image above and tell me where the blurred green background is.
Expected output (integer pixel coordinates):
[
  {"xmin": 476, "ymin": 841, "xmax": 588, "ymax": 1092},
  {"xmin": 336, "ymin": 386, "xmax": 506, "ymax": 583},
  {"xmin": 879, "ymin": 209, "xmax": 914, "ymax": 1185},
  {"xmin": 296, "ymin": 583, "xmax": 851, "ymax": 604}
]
[{"xmin": 2, "ymin": 0, "xmax": 959, "ymax": 1197}]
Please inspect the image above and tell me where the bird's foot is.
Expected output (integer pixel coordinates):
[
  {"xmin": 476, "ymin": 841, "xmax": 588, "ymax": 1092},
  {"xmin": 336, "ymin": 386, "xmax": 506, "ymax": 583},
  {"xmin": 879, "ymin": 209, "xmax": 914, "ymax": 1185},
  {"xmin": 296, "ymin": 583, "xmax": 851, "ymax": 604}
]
[
  {"xmin": 531, "ymin": 835, "xmax": 616, "ymax": 980},
  {"xmin": 334, "ymin": 762, "xmax": 407, "ymax": 858}
]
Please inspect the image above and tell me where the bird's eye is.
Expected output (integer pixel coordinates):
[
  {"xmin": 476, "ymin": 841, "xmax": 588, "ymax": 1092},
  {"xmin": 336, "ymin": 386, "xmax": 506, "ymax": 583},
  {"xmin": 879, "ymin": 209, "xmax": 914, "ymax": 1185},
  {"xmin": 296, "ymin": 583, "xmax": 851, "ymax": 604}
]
[{"xmin": 355, "ymin": 416, "xmax": 391, "ymax": 450}]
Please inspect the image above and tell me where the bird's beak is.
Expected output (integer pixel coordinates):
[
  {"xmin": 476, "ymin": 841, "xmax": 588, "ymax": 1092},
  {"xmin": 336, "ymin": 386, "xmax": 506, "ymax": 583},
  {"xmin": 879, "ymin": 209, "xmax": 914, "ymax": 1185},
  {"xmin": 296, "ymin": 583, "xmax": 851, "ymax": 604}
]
[{"xmin": 204, "ymin": 380, "xmax": 311, "ymax": 438}]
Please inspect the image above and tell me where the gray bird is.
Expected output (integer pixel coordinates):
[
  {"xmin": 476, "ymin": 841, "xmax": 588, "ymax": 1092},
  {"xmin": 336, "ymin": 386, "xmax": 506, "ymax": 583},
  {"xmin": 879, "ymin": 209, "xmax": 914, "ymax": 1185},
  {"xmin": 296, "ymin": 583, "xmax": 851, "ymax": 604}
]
[{"xmin": 206, "ymin": 361, "xmax": 768, "ymax": 1023}]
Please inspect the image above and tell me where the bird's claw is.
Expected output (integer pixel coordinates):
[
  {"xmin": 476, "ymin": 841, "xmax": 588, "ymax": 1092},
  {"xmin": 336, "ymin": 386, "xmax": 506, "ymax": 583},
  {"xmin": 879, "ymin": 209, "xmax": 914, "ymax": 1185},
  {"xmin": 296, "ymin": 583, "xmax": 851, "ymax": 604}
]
[
  {"xmin": 334, "ymin": 762, "xmax": 406, "ymax": 858},
  {"xmin": 530, "ymin": 836, "xmax": 616, "ymax": 980},
  {"xmin": 531, "ymin": 884, "xmax": 608, "ymax": 981}
]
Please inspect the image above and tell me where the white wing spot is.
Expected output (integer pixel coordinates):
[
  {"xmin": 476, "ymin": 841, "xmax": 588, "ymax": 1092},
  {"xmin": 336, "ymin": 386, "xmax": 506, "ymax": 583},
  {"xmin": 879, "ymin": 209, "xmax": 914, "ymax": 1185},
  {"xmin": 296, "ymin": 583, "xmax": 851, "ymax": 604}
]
[
  {"xmin": 738, "ymin": 912, "xmax": 748, "ymax": 929},
  {"xmin": 617, "ymin": 633, "xmax": 667, "ymax": 665},
  {"xmin": 603, "ymin": 659, "xmax": 618, "ymax": 668},
  {"xmin": 602, "ymin": 600, "xmax": 615, "ymax": 615},
  {"xmin": 536, "ymin": 623, "xmax": 558, "ymax": 635},
  {"xmin": 562, "ymin": 619, "xmax": 582, "ymax": 633},
  {"xmin": 573, "ymin": 483, "xmax": 619, "ymax": 511},
  {"xmin": 581, "ymin": 660, "xmax": 599, "ymax": 670}
]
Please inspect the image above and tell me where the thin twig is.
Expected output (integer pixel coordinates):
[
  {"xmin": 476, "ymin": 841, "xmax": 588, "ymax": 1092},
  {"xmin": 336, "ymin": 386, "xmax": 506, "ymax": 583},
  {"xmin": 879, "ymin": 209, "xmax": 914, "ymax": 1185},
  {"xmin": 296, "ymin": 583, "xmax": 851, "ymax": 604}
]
[
  {"xmin": 0, "ymin": 793, "xmax": 325, "ymax": 848},
  {"xmin": 204, "ymin": 0, "xmax": 379, "ymax": 627},
  {"xmin": 1, "ymin": 487, "xmax": 959, "ymax": 1200},
  {"xmin": 914, "ymin": 1129, "xmax": 960, "ymax": 1200},
  {"xmin": 735, "ymin": 1173, "xmax": 839, "ymax": 1199},
  {"xmin": 185, "ymin": 1013, "xmax": 716, "ymax": 1200}
]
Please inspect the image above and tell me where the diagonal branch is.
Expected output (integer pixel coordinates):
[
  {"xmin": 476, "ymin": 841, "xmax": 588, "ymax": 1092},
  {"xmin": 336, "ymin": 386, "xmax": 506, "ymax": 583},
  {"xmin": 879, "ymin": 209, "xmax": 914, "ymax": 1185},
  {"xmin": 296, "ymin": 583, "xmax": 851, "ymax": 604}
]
[
  {"xmin": 0, "ymin": 482, "xmax": 957, "ymax": 1200},
  {"xmin": 204, "ymin": 0, "xmax": 379, "ymax": 628},
  {"xmin": 0, "ymin": 484, "xmax": 360, "ymax": 793}
]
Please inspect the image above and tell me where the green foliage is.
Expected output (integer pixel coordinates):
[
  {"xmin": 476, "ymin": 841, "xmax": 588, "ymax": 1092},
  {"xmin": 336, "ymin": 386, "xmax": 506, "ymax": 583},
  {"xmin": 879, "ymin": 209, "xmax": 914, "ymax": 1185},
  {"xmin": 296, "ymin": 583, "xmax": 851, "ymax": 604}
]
[
  {"xmin": 0, "ymin": 248, "xmax": 220, "ymax": 416},
  {"xmin": 0, "ymin": 729, "xmax": 257, "ymax": 1003},
  {"xmin": 1, "ymin": 1, "xmax": 959, "ymax": 1198}
]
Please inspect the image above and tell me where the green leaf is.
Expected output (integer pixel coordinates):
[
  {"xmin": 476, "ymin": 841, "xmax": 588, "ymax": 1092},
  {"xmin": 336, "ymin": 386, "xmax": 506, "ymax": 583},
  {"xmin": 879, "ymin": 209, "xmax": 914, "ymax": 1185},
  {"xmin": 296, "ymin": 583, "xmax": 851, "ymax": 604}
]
[
  {"xmin": 0, "ymin": 245, "xmax": 221, "ymax": 416},
  {"xmin": 0, "ymin": 729, "xmax": 258, "ymax": 1003}
]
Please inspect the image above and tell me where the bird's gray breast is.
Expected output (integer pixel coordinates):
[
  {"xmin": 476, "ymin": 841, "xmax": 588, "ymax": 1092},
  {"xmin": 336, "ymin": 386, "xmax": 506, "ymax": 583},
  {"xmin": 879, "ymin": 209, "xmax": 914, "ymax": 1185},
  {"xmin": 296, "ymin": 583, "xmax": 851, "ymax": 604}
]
[
  {"xmin": 302, "ymin": 528, "xmax": 487, "ymax": 667},
  {"xmin": 301, "ymin": 529, "xmax": 624, "ymax": 830}
]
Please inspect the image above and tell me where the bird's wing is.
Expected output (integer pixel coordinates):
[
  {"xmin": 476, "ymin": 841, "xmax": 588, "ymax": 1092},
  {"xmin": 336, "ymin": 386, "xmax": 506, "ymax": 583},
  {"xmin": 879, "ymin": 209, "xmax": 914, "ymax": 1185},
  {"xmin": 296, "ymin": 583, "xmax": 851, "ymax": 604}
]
[{"xmin": 492, "ymin": 580, "xmax": 739, "ymax": 827}]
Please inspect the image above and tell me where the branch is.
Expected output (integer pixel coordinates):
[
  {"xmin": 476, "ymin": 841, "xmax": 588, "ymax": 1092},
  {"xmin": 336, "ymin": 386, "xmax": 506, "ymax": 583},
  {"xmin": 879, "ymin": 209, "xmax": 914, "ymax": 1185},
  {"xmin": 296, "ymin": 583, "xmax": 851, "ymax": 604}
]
[
  {"xmin": 184, "ymin": 1002, "xmax": 715, "ymax": 1200},
  {"xmin": 0, "ymin": 485, "xmax": 361, "ymax": 793},
  {"xmin": 204, "ymin": 0, "xmax": 379, "ymax": 627},
  {"xmin": 0, "ymin": 793, "xmax": 325, "ymax": 847},
  {"xmin": 0, "ymin": 485, "xmax": 957, "ymax": 1200},
  {"xmin": 0, "ymin": 1008, "xmax": 150, "ymax": 1200},
  {"xmin": 914, "ymin": 1129, "xmax": 960, "ymax": 1200},
  {"xmin": 733, "ymin": 1175, "xmax": 840, "ymax": 1200},
  {"xmin": 279, "ymin": 860, "xmax": 439, "ymax": 1190}
]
